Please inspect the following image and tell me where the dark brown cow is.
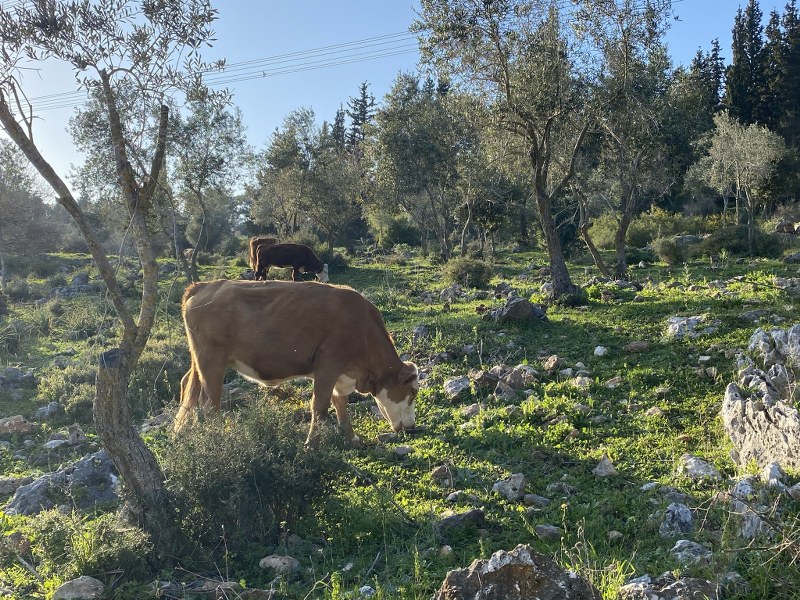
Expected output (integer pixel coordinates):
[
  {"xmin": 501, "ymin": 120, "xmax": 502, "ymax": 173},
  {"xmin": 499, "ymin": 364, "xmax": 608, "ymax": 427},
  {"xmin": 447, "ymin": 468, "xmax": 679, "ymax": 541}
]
[
  {"xmin": 175, "ymin": 280, "xmax": 418, "ymax": 444},
  {"xmin": 248, "ymin": 236, "xmax": 278, "ymax": 271},
  {"xmin": 255, "ymin": 243, "xmax": 329, "ymax": 283}
]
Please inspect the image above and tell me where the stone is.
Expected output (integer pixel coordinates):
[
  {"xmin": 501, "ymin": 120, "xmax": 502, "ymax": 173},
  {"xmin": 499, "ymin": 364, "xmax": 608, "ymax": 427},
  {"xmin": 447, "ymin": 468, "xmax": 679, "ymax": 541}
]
[
  {"xmin": 659, "ymin": 502, "xmax": 694, "ymax": 537},
  {"xmin": 542, "ymin": 355, "xmax": 561, "ymax": 372},
  {"xmin": 70, "ymin": 272, "xmax": 90, "ymax": 288},
  {"xmin": 722, "ymin": 382, "xmax": 800, "ymax": 471},
  {"xmin": 523, "ymin": 494, "xmax": 551, "ymax": 508},
  {"xmin": 468, "ymin": 369, "xmax": 499, "ymax": 388},
  {"xmin": 431, "ymin": 465, "xmax": 455, "ymax": 484},
  {"xmin": 572, "ymin": 376, "xmax": 592, "ymax": 389},
  {"xmin": 259, "ymin": 555, "xmax": 300, "ymax": 574},
  {"xmin": 593, "ymin": 346, "xmax": 608, "ymax": 357},
  {"xmin": 494, "ymin": 380, "xmax": 517, "ymax": 402},
  {"xmin": 618, "ymin": 573, "xmax": 719, "ymax": 600},
  {"xmin": 604, "ymin": 376, "xmax": 623, "ymax": 389},
  {"xmin": 670, "ymin": 539, "xmax": 712, "ymax": 566},
  {"xmin": 53, "ymin": 575, "xmax": 104, "ymax": 600},
  {"xmin": 761, "ymin": 462, "xmax": 786, "ymax": 488},
  {"xmin": 592, "ymin": 454, "xmax": 618, "ymax": 477},
  {"xmin": 496, "ymin": 297, "xmax": 547, "ymax": 324},
  {"xmin": 0, "ymin": 476, "xmax": 33, "ymax": 498},
  {"xmin": 444, "ymin": 376, "xmax": 472, "ymax": 402},
  {"xmin": 624, "ymin": 340, "xmax": 650, "ymax": 353},
  {"xmin": 35, "ymin": 402, "xmax": 65, "ymax": 422},
  {"xmin": 394, "ymin": 445, "xmax": 413, "ymax": 456},
  {"xmin": 493, "ymin": 473, "xmax": 526, "ymax": 501},
  {"xmin": 432, "ymin": 544, "xmax": 598, "ymax": 600},
  {"xmin": 461, "ymin": 403, "xmax": 483, "ymax": 418},
  {"xmin": 645, "ymin": 406, "xmax": 665, "ymax": 418},
  {"xmin": 0, "ymin": 415, "xmax": 36, "ymax": 435},
  {"xmin": 435, "ymin": 509, "xmax": 486, "ymax": 539},
  {"xmin": 5, "ymin": 450, "xmax": 118, "ymax": 515},
  {"xmin": 677, "ymin": 454, "xmax": 721, "ymax": 481},
  {"xmin": 534, "ymin": 524, "xmax": 562, "ymax": 542}
]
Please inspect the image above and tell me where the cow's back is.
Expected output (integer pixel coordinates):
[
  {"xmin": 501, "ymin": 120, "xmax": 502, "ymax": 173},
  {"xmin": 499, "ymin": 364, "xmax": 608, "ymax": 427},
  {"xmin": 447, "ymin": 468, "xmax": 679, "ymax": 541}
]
[{"xmin": 182, "ymin": 281, "xmax": 385, "ymax": 373}]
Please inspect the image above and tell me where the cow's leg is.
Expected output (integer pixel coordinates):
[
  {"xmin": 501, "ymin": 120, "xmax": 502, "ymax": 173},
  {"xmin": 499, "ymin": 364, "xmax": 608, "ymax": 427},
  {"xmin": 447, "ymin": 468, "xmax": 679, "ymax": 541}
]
[
  {"xmin": 332, "ymin": 394, "xmax": 360, "ymax": 446},
  {"xmin": 292, "ymin": 266, "xmax": 301, "ymax": 281},
  {"xmin": 174, "ymin": 365, "xmax": 201, "ymax": 431},
  {"xmin": 307, "ymin": 375, "xmax": 336, "ymax": 447},
  {"xmin": 194, "ymin": 354, "xmax": 226, "ymax": 419}
]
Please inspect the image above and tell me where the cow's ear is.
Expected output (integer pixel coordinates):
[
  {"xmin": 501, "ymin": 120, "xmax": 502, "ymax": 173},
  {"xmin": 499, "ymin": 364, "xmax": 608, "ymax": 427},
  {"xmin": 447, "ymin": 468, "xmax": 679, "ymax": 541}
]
[{"xmin": 400, "ymin": 362, "xmax": 418, "ymax": 384}]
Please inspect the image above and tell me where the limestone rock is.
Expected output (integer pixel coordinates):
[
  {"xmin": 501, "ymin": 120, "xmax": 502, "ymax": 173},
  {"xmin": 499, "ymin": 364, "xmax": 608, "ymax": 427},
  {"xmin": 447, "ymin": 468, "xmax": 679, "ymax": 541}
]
[
  {"xmin": 670, "ymin": 539, "xmax": 712, "ymax": 566},
  {"xmin": 444, "ymin": 376, "xmax": 471, "ymax": 402},
  {"xmin": 433, "ymin": 544, "xmax": 598, "ymax": 600},
  {"xmin": 53, "ymin": 576, "xmax": 104, "ymax": 600},
  {"xmin": 493, "ymin": 473, "xmax": 525, "ymax": 501},
  {"xmin": 259, "ymin": 555, "xmax": 300, "ymax": 574},
  {"xmin": 659, "ymin": 502, "xmax": 694, "ymax": 537}
]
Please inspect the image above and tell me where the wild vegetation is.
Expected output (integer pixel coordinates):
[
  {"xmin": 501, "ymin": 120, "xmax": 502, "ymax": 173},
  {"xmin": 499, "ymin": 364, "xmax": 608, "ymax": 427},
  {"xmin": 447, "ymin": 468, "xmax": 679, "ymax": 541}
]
[{"xmin": 1, "ymin": 0, "xmax": 800, "ymax": 598}]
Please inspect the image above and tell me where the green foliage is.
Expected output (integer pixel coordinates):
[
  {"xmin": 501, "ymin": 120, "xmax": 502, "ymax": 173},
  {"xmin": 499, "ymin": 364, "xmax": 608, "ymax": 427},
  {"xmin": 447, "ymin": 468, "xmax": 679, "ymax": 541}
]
[
  {"xmin": 442, "ymin": 257, "xmax": 493, "ymax": 288},
  {"xmin": 7, "ymin": 510, "xmax": 152, "ymax": 589},
  {"xmin": 698, "ymin": 225, "xmax": 787, "ymax": 258},
  {"xmin": 161, "ymin": 401, "xmax": 346, "ymax": 555},
  {"xmin": 0, "ymin": 288, "xmax": 8, "ymax": 318},
  {"xmin": 383, "ymin": 216, "xmax": 421, "ymax": 248},
  {"xmin": 651, "ymin": 236, "xmax": 689, "ymax": 266}
]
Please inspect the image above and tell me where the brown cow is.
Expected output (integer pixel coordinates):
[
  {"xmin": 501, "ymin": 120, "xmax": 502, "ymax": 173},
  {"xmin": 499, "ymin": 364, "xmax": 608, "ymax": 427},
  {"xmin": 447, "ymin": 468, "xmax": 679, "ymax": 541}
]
[
  {"xmin": 248, "ymin": 236, "xmax": 278, "ymax": 271},
  {"xmin": 255, "ymin": 242, "xmax": 329, "ymax": 283},
  {"xmin": 175, "ymin": 280, "xmax": 418, "ymax": 445}
]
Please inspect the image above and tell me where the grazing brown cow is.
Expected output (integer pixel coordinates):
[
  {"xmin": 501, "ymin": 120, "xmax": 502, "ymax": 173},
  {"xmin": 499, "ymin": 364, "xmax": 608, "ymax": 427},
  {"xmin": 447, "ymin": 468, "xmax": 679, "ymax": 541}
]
[
  {"xmin": 175, "ymin": 280, "xmax": 418, "ymax": 444},
  {"xmin": 255, "ymin": 242, "xmax": 329, "ymax": 283},
  {"xmin": 248, "ymin": 236, "xmax": 278, "ymax": 271}
]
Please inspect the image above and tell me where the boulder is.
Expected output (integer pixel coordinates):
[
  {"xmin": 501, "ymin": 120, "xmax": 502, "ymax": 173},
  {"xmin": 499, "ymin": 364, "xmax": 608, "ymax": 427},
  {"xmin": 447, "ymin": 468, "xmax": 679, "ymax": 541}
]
[
  {"xmin": 259, "ymin": 554, "xmax": 300, "ymax": 574},
  {"xmin": 722, "ymin": 382, "xmax": 800, "ymax": 471},
  {"xmin": 444, "ymin": 376, "xmax": 472, "ymax": 402},
  {"xmin": 53, "ymin": 576, "xmax": 104, "ymax": 600},
  {"xmin": 5, "ymin": 450, "xmax": 118, "ymax": 515},
  {"xmin": 659, "ymin": 502, "xmax": 694, "ymax": 537},
  {"xmin": 496, "ymin": 297, "xmax": 547, "ymax": 324},
  {"xmin": 492, "ymin": 473, "xmax": 526, "ymax": 501},
  {"xmin": 618, "ymin": 573, "xmax": 719, "ymax": 600},
  {"xmin": 433, "ymin": 544, "xmax": 598, "ymax": 600}
]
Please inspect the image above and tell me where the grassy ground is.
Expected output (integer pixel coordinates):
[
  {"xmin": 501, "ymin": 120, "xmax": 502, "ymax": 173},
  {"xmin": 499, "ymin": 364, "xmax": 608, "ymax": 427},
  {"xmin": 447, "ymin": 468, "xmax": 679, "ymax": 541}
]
[{"xmin": 1, "ymin": 246, "xmax": 799, "ymax": 599}]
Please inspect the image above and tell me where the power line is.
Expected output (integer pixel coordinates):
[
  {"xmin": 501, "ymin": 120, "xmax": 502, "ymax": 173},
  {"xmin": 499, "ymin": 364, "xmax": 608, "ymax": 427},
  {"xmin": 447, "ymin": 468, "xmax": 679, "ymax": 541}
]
[{"xmin": 25, "ymin": 31, "xmax": 420, "ymax": 112}]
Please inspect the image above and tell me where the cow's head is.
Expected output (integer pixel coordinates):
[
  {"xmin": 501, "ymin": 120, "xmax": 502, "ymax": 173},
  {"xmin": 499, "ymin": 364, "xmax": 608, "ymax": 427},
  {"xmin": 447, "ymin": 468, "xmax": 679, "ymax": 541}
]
[
  {"xmin": 374, "ymin": 361, "xmax": 418, "ymax": 431},
  {"xmin": 317, "ymin": 263, "xmax": 329, "ymax": 283}
]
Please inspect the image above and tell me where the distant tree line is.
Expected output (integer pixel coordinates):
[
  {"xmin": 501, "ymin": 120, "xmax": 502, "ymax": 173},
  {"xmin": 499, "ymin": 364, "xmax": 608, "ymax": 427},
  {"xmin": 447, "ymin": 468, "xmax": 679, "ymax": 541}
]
[{"xmin": 1, "ymin": 0, "xmax": 798, "ymax": 297}]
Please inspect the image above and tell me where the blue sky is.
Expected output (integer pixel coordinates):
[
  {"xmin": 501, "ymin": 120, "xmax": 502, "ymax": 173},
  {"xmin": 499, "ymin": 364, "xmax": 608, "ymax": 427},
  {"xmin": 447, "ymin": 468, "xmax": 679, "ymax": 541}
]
[{"xmin": 4, "ymin": 0, "xmax": 784, "ymax": 188}]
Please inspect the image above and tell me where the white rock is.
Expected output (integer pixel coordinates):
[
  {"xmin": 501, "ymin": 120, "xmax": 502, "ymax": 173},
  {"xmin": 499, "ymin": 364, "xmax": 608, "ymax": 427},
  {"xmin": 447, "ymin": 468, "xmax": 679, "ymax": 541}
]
[
  {"xmin": 594, "ymin": 346, "xmax": 608, "ymax": 357},
  {"xmin": 259, "ymin": 555, "xmax": 300, "ymax": 573},
  {"xmin": 53, "ymin": 576, "xmax": 104, "ymax": 600},
  {"xmin": 592, "ymin": 455, "xmax": 619, "ymax": 477},
  {"xmin": 493, "ymin": 473, "xmax": 526, "ymax": 501}
]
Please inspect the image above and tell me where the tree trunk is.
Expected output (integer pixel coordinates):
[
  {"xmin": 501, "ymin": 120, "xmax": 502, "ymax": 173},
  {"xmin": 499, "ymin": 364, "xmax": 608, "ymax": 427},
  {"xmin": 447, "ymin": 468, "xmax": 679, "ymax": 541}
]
[
  {"xmin": 576, "ymin": 193, "xmax": 610, "ymax": 278},
  {"xmin": 536, "ymin": 192, "xmax": 579, "ymax": 298},
  {"xmin": 614, "ymin": 212, "xmax": 632, "ymax": 279},
  {"xmin": 95, "ymin": 349, "xmax": 177, "ymax": 551},
  {"xmin": 459, "ymin": 200, "xmax": 473, "ymax": 258}
]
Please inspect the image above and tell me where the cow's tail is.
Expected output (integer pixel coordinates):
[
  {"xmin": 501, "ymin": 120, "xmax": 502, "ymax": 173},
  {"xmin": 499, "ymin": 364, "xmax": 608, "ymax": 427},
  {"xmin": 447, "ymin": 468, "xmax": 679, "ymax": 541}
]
[
  {"xmin": 182, "ymin": 282, "xmax": 204, "ymax": 310},
  {"xmin": 174, "ymin": 363, "xmax": 201, "ymax": 432}
]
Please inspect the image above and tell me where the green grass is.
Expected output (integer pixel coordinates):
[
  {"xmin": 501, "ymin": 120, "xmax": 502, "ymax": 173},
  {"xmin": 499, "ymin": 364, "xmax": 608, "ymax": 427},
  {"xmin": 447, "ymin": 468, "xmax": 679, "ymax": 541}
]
[{"xmin": 1, "ymin": 248, "xmax": 800, "ymax": 598}]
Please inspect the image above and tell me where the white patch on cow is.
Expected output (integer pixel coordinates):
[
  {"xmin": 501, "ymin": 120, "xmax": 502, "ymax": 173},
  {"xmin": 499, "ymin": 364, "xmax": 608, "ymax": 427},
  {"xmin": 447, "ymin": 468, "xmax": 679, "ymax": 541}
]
[
  {"xmin": 318, "ymin": 264, "xmax": 329, "ymax": 283},
  {"xmin": 231, "ymin": 360, "xmax": 311, "ymax": 387},
  {"xmin": 334, "ymin": 374, "xmax": 357, "ymax": 396},
  {"xmin": 375, "ymin": 388, "xmax": 416, "ymax": 431}
]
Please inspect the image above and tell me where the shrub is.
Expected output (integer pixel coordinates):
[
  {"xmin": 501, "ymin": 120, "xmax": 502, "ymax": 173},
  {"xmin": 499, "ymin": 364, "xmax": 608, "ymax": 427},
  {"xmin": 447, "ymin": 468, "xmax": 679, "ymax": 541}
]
[
  {"xmin": 651, "ymin": 236, "xmax": 688, "ymax": 266},
  {"xmin": 4, "ymin": 277, "xmax": 36, "ymax": 302},
  {"xmin": 0, "ymin": 289, "xmax": 8, "ymax": 318},
  {"xmin": 442, "ymin": 257, "xmax": 494, "ymax": 288},
  {"xmin": 162, "ymin": 400, "xmax": 345, "ymax": 555},
  {"xmin": 383, "ymin": 216, "xmax": 421, "ymax": 248},
  {"xmin": 698, "ymin": 225, "xmax": 787, "ymax": 258},
  {"xmin": 22, "ymin": 510, "xmax": 152, "ymax": 584}
]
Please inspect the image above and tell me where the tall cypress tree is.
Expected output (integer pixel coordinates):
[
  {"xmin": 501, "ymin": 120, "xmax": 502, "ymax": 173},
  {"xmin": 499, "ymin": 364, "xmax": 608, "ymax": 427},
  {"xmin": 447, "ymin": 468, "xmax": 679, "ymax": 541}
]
[
  {"xmin": 331, "ymin": 106, "xmax": 347, "ymax": 150},
  {"xmin": 725, "ymin": 0, "xmax": 768, "ymax": 125},
  {"xmin": 779, "ymin": 0, "xmax": 800, "ymax": 147},
  {"xmin": 763, "ymin": 9, "xmax": 783, "ymax": 130},
  {"xmin": 346, "ymin": 81, "xmax": 376, "ymax": 152}
]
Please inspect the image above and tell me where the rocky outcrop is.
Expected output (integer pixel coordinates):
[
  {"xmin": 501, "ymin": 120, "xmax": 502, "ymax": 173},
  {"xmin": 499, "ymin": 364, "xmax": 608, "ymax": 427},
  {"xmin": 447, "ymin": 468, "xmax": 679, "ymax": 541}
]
[{"xmin": 433, "ymin": 544, "xmax": 599, "ymax": 600}]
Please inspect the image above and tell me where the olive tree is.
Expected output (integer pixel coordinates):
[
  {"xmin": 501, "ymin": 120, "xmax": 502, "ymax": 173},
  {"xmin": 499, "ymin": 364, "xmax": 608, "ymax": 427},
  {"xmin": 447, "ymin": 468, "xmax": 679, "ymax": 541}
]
[
  {"xmin": 0, "ymin": 0, "xmax": 224, "ymax": 550},
  {"xmin": 414, "ymin": 0, "xmax": 673, "ymax": 299}
]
